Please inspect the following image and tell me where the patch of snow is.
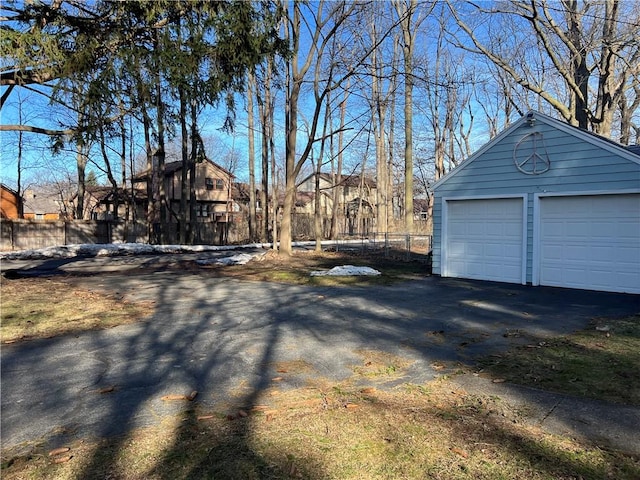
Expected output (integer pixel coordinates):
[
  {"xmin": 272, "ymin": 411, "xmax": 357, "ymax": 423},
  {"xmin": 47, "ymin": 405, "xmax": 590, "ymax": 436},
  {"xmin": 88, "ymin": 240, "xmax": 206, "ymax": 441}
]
[
  {"xmin": 196, "ymin": 253, "xmax": 263, "ymax": 266},
  {"xmin": 0, "ymin": 243, "xmax": 268, "ymax": 261},
  {"xmin": 310, "ymin": 265, "xmax": 381, "ymax": 276}
]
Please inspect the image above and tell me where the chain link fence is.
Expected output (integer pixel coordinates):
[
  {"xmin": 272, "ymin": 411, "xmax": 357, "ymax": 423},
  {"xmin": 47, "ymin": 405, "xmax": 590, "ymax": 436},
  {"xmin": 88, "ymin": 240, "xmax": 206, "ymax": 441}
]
[{"xmin": 330, "ymin": 233, "xmax": 432, "ymax": 264}]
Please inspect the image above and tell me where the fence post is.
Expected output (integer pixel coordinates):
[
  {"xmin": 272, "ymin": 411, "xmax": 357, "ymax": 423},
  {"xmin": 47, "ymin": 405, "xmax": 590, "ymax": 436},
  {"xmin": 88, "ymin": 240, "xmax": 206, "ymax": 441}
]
[
  {"xmin": 405, "ymin": 234, "xmax": 411, "ymax": 261},
  {"xmin": 384, "ymin": 232, "xmax": 389, "ymax": 258}
]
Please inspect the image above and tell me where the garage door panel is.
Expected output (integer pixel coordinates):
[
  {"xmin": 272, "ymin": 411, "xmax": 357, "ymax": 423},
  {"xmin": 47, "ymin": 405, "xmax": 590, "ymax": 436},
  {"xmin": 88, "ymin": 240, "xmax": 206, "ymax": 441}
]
[
  {"xmin": 619, "ymin": 222, "xmax": 639, "ymax": 238},
  {"xmin": 539, "ymin": 194, "xmax": 640, "ymax": 294},
  {"xmin": 445, "ymin": 198, "xmax": 524, "ymax": 284}
]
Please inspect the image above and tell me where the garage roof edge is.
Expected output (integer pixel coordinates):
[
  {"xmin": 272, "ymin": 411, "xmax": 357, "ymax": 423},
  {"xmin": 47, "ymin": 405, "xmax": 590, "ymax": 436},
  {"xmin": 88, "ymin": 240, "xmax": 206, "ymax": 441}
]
[{"xmin": 431, "ymin": 110, "xmax": 640, "ymax": 192}]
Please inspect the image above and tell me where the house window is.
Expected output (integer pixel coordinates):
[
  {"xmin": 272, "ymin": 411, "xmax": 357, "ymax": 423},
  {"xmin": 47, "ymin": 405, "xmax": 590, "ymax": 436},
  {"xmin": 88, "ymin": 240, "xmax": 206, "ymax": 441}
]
[
  {"xmin": 197, "ymin": 203, "xmax": 210, "ymax": 217},
  {"xmin": 215, "ymin": 179, "xmax": 224, "ymax": 190},
  {"xmin": 205, "ymin": 178, "xmax": 214, "ymax": 190}
]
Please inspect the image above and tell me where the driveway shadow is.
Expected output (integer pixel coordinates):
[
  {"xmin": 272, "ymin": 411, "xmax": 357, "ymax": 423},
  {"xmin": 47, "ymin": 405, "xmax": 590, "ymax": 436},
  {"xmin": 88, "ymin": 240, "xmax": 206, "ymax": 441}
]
[{"xmin": 1, "ymin": 273, "xmax": 638, "ymax": 477}]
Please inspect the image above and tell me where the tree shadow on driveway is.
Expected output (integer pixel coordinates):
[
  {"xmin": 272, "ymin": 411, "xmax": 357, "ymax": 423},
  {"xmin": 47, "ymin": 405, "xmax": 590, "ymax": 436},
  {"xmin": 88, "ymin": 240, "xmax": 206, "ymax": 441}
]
[{"xmin": 1, "ymin": 274, "xmax": 638, "ymax": 477}]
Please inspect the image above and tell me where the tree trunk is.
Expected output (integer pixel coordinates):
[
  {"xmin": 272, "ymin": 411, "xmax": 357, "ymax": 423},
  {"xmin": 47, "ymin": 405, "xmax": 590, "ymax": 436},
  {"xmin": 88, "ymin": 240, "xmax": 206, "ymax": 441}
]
[
  {"xmin": 75, "ymin": 141, "xmax": 87, "ymax": 220},
  {"xmin": 247, "ymin": 71, "xmax": 257, "ymax": 243},
  {"xmin": 189, "ymin": 100, "xmax": 198, "ymax": 244},
  {"xmin": 179, "ymin": 86, "xmax": 189, "ymax": 244}
]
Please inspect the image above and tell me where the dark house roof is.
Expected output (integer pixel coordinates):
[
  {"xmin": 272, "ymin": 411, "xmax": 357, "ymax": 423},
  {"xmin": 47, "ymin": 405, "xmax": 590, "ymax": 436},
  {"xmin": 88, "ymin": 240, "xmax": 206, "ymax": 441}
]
[
  {"xmin": 626, "ymin": 145, "xmax": 640, "ymax": 156},
  {"xmin": 1, "ymin": 183, "xmax": 19, "ymax": 196}
]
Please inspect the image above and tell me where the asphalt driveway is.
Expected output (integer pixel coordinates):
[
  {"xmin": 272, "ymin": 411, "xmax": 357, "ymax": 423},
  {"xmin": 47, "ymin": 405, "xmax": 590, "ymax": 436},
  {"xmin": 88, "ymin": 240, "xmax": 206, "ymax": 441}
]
[{"xmin": 2, "ymin": 272, "xmax": 638, "ymax": 452}]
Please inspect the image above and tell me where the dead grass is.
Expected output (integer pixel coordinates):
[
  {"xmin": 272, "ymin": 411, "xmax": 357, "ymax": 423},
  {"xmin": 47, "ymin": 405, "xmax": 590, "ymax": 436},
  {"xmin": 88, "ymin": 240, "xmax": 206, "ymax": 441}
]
[
  {"xmin": 478, "ymin": 315, "xmax": 640, "ymax": 406},
  {"xmin": 1, "ymin": 277, "xmax": 154, "ymax": 343},
  {"xmin": 2, "ymin": 254, "xmax": 639, "ymax": 478},
  {"xmin": 200, "ymin": 250, "xmax": 429, "ymax": 286},
  {"xmin": 2, "ymin": 380, "xmax": 638, "ymax": 480}
]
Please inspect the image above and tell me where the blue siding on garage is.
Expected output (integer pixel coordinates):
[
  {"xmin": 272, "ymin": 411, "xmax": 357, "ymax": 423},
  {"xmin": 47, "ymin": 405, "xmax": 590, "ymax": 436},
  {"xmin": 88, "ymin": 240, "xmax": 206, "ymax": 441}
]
[{"xmin": 432, "ymin": 111, "xmax": 640, "ymax": 285}]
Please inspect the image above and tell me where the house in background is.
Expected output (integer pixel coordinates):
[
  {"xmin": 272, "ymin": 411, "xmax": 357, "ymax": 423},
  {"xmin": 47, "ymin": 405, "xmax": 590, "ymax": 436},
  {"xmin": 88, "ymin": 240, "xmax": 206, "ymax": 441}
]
[
  {"xmin": 297, "ymin": 172, "xmax": 377, "ymax": 235},
  {"xmin": 1, "ymin": 184, "xmax": 21, "ymax": 219},
  {"xmin": 133, "ymin": 158, "xmax": 234, "ymax": 224},
  {"xmin": 22, "ymin": 188, "xmax": 69, "ymax": 220},
  {"xmin": 431, "ymin": 110, "xmax": 640, "ymax": 294},
  {"xmin": 85, "ymin": 186, "xmax": 148, "ymax": 221}
]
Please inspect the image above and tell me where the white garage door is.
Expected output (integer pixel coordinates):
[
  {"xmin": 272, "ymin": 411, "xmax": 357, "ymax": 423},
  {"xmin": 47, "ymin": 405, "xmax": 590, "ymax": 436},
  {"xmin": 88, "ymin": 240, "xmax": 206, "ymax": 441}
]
[
  {"xmin": 539, "ymin": 194, "xmax": 640, "ymax": 293},
  {"xmin": 444, "ymin": 198, "xmax": 524, "ymax": 284}
]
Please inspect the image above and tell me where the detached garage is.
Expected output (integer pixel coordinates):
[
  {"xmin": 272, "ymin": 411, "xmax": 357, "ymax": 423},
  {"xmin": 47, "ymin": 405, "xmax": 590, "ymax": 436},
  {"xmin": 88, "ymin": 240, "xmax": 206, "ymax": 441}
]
[{"xmin": 432, "ymin": 111, "xmax": 640, "ymax": 294}]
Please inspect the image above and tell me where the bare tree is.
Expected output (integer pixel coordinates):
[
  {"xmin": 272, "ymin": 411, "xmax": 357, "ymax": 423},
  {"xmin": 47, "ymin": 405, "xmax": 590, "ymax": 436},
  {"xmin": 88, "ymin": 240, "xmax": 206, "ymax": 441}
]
[
  {"xmin": 447, "ymin": 0, "xmax": 640, "ymax": 141},
  {"xmin": 246, "ymin": 71, "xmax": 258, "ymax": 243},
  {"xmin": 393, "ymin": 0, "xmax": 432, "ymax": 233},
  {"xmin": 280, "ymin": 0, "xmax": 367, "ymax": 255}
]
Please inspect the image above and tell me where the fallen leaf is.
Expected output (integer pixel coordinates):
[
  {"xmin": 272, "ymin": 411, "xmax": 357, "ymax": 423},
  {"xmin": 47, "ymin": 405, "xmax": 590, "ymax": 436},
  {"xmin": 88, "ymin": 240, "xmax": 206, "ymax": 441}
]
[
  {"xmin": 345, "ymin": 403, "xmax": 359, "ymax": 409},
  {"xmin": 197, "ymin": 415, "xmax": 214, "ymax": 421},
  {"xmin": 98, "ymin": 386, "xmax": 115, "ymax": 394},
  {"xmin": 492, "ymin": 378, "xmax": 506, "ymax": 384},
  {"xmin": 251, "ymin": 405, "xmax": 270, "ymax": 412},
  {"xmin": 277, "ymin": 369, "xmax": 288, "ymax": 373},
  {"xmin": 52, "ymin": 455, "xmax": 73, "ymax": 464},
  {"xmin": 187, "ymin": 391, "xmax": 198, "ymax": 401},
  {"xmin": 272, "ymin": 376, "xmax": 284, "ymax": 382},
  {"xmin": 360, "ymin": 387, "xmax": 376, "ymax": 395},
  {"xmin": 451, "ymin": 447, "xmax": 469, "ymax": 458},
  {"xmin": 238, "ymin": 409, "xmax": 249, "ymax": 418},
  {"xmin": 48, "ymin": 447, "xmax": 70, "ymax": 457},
  {"xmin": 161, "ymin": 394, "xmax": 187, "ymax": 401}
]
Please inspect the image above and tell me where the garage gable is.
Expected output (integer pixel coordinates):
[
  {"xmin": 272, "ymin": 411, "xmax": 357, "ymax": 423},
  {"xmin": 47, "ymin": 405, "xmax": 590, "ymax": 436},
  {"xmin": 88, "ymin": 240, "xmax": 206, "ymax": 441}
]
[{"xmin": 432, "ymin": 111, "xmax": 640, "ymax": 293}]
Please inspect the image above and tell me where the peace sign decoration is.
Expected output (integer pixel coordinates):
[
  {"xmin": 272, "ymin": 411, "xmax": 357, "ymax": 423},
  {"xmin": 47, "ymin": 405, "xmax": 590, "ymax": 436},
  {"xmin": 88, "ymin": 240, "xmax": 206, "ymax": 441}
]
[{"xmin": 513, "ymin": 132, "xmax": 551, "ymax": 175}]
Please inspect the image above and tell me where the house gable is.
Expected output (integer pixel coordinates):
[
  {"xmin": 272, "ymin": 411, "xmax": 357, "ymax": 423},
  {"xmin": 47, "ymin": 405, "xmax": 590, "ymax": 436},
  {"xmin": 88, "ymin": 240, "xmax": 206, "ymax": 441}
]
[
  {"xmin": 1, "ymin": 184, "xmax": 21, "ymax": 219},
  {"xmin": 431, "ymin": 111, "xmax": 640, "ymax": 290},
  {"xmin": 164, "ymin": 159, "xmax": 234, "ymax": 203}
]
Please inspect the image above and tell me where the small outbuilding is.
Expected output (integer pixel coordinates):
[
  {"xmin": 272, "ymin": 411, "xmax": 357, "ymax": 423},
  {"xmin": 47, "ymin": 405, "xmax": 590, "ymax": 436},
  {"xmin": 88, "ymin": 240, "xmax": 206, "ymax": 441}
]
[{"xmin": 431, "ymin": 111, "xmax": 640, "ymax": 294}]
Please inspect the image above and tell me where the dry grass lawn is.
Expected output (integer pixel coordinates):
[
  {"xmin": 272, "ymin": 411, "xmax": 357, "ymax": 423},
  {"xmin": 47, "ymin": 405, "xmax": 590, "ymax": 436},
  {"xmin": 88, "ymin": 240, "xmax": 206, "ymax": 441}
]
[
  {"xmin": 1, "ymin": 277, "xmax": 154, "ymax": 343},
  {"xmin": 1, "ymin": 252, "xmax": 639, "ymax": 479},
  {"xmin": 2, "ymin": 379, "xmax": 638, "ymax": 480}
]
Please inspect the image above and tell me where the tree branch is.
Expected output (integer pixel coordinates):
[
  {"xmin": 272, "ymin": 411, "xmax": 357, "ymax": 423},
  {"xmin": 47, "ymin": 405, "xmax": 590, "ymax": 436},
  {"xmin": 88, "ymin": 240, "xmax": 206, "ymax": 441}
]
[{"xmin": 0, "ymin": 124, "xmax": 75, "ymax": 136}]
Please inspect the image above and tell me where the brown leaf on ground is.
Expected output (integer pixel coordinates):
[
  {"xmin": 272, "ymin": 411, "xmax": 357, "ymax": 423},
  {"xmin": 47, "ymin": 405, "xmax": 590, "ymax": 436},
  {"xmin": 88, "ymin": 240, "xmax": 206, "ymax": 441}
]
[
  {"xmin": 251, "ymin": 405, "xmax": 270, "ymax": 411},
  {"xmin": 52, "ymin": 455, "xmax": 73, "ymax": 464},
  {"xmin": 161, "ymin": 394, "xmax": 187, "ymax": 401},
  {"xmin": 451, "ymin": 447, "xmax": 469, "ymax": 458},
  {"xmin": 48, "ymin": 447, "xmax": 70, "ymax": 457}
]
